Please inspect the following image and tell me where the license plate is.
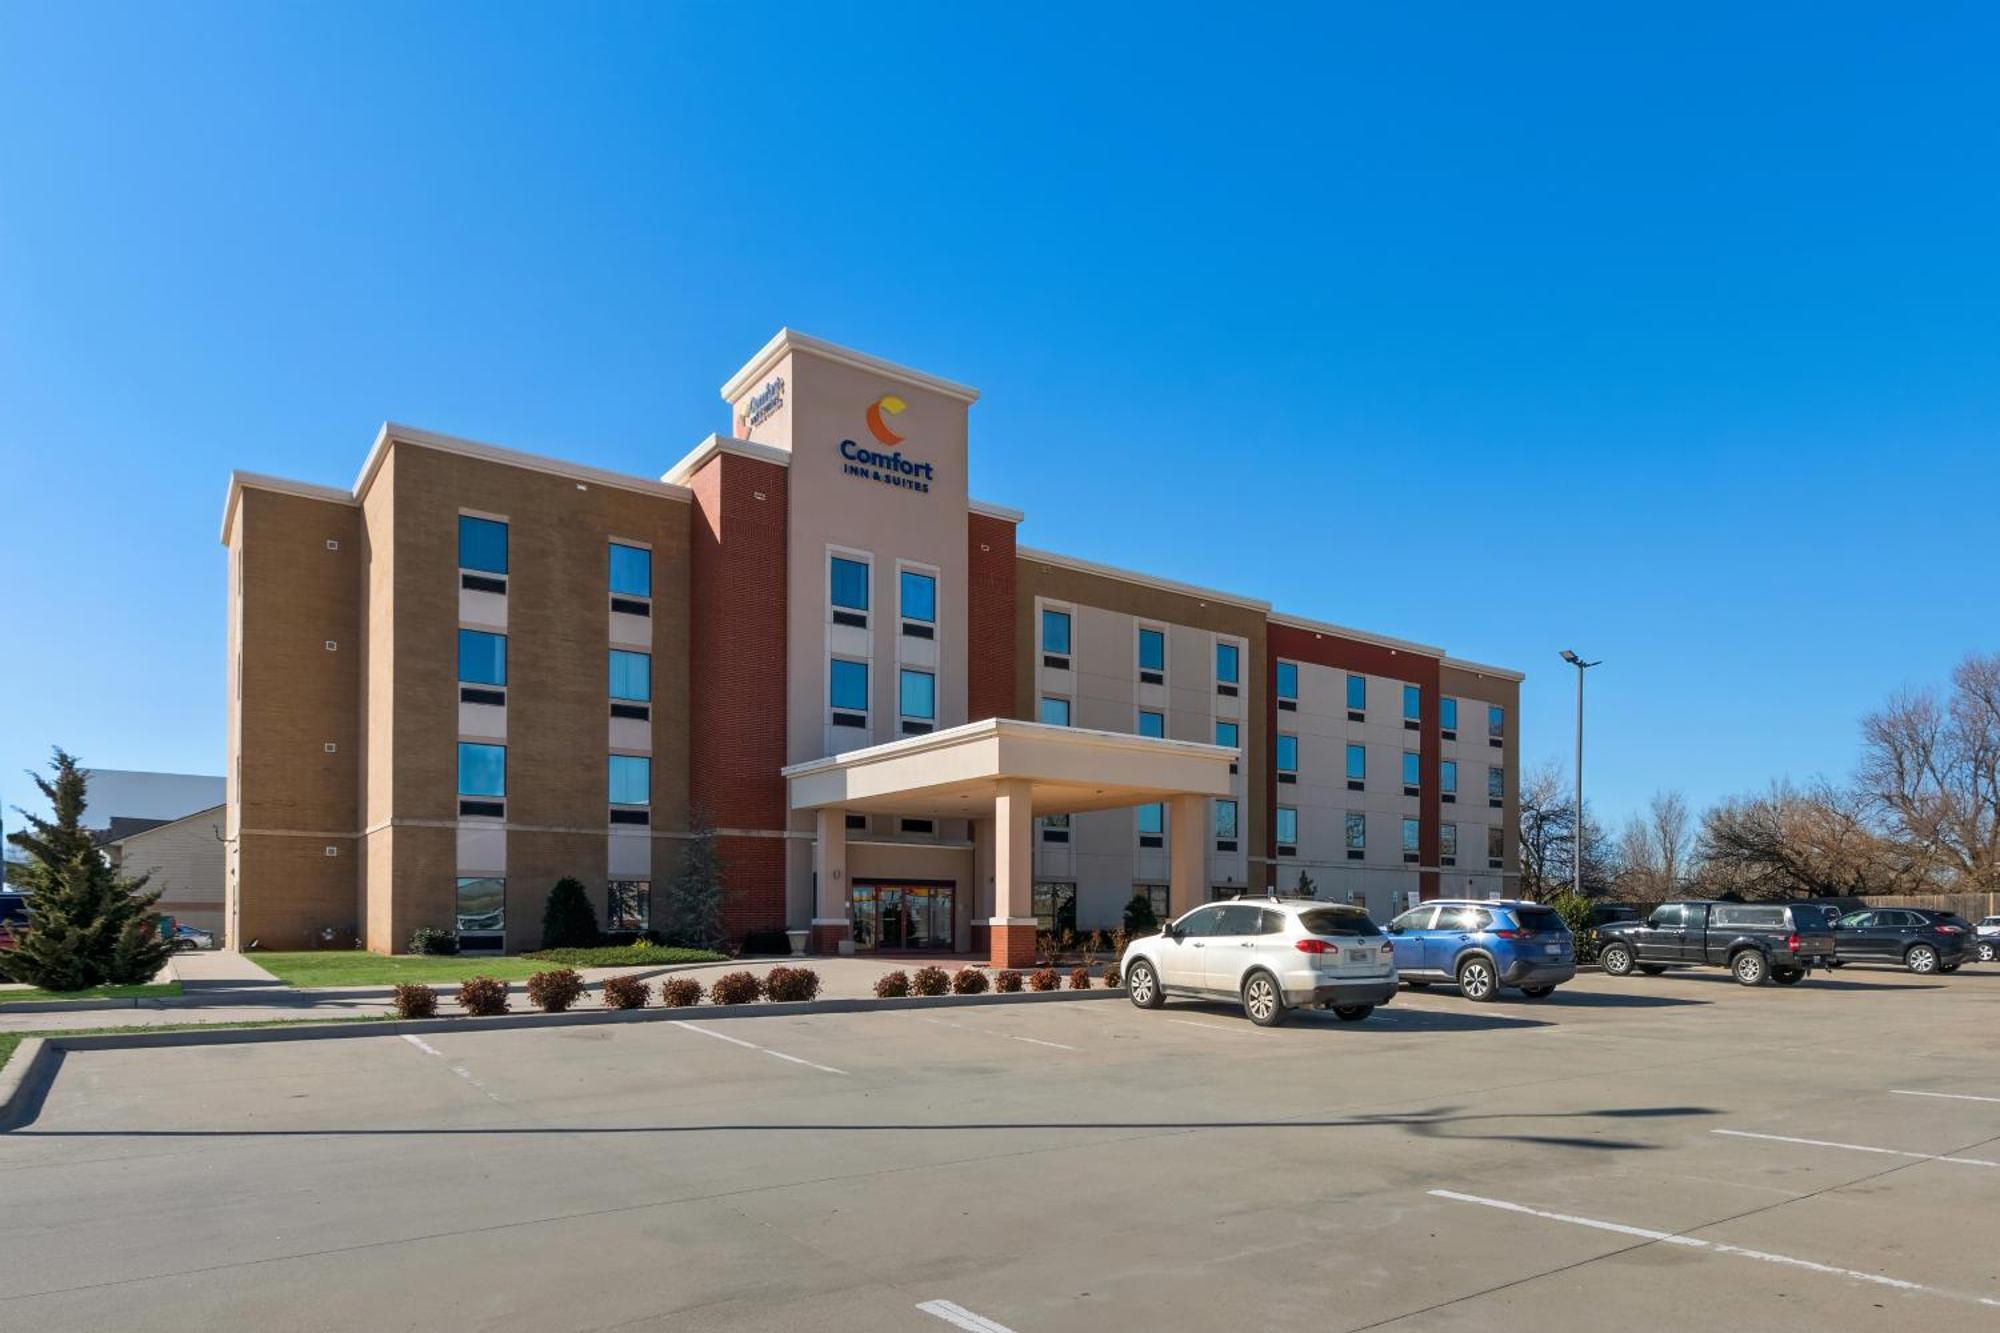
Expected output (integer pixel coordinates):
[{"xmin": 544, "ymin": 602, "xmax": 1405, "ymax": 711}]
[
  {"xmin": 1347, "ymin": 950, "xmax": 1369, "ymax": 963},
  {"xmin": 1545, "ymin": 944, "xmax": 1561, "ymax": 955}
]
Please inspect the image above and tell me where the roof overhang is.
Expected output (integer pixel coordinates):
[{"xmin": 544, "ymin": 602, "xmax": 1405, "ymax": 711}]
[{"xmin": 782, "ymin": 718, "xmax": 1236, "ymax": 818}]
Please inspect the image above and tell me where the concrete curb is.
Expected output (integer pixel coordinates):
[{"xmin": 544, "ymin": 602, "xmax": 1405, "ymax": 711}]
[{"xmin": 0, "ymin": 987, "xmax": 1124, "ymax": 1130}]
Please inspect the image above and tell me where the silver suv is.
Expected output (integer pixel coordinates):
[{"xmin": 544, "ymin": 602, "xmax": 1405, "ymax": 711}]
[{"xmin": 1121, "ymin": 898, "xmax": 1399, "ymax": 1027}]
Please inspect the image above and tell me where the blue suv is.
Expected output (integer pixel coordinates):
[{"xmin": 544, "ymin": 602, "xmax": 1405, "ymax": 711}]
[{"xmin": 1385, "ymin": 899, "xmax": 1575, "ymax": 1001}]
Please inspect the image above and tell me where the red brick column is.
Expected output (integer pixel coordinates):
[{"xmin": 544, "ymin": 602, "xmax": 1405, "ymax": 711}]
[
  {"xmin": 989, "ymin": 920, "xmax": 1038, "ymax": 969},
  {"xmin": 967, "ymin": 512, "xmax": 1018, "ymax": 721}
]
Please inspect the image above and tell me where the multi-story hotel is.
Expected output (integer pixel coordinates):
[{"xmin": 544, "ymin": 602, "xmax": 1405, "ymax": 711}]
[{"xmin": 221, "ymin": 330, "xmax": 1522, "ymax": 966}]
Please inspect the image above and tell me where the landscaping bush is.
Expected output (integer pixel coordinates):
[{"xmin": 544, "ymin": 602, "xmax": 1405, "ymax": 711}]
[
  {"xmin": 951, "ymin": 966, "xmax": 989, "ymax": 995},
  {"xmin": 911, "ymin": 965, "xmax": 950, "ymax": 996},
  {"xmin": 874, "ymin": 970, "xmax": 911, "ymax": 998},
  {"xmin": 707, "ymin": 971, "xmax": 763, "ymax": 1006},
  {"xmin": 408, "ymin": 927, "xmax": 459, "ymax": 957},
  {"xmin": 600, "ymin": 975, "xmax": 649, "ymax": 1010},
  {"xmin": 1101, "ymin": 962, "xmax": 1121, "ymax": 988},
  {"xmin": 526, "ymin": 968, "xmax": 586, "ymax": 1013},
  {"xmin": 993, "ymin": 970, "xmax": 1023, "ymax": 993},
  {"xmin": 540, "ymin": 877, "xmax": 600, "ymax": 950},
  {"xmin": 660, "ymin": 977, "xmax": 703, "ymax": 1008},
  {"xmin": 764, "ymin": 966, "xmax": 822, "ymax": 1003},
  {"xmin": 1068, "ymin": 966, "xmax": 1092, "ymax": 990},
  {"xmin": 1028, "ymin": 968, "xmax": 1059, "ymax": 992},
  {"xmin": 391, "ymin": 983, "xmax": 439, "ymax": 1019},
  {"xmin": 456, "ymin": 976, "xmax": 510, "ymax": 1016},
  {"xmin": 1123, "ymin": 891, "xmax": 1159, "ymax": 935},
  {"xmin": 738, "ymin": 928, "xmax": 794, "ymax": 957},
  {"xmin": 1548, "ymin": 892, "xmax": 1603, "ymax": 966}
]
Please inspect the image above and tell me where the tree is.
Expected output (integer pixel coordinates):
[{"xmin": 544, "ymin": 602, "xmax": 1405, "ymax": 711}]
[
  {"xmin": 1859, "ymin": 651, "xmax": 2000, "ymax": 891},
  {"xmin": 2, "ymin": 749, "xmax": 174, "ymax": 990},
  {"xmin": 1613, "ymin": 790, "xmax": 1692, "ymax": 901},
  {"xmin": 539, "ymin": 876, "xmax": 600, "ymax": 949},
  {"xmin": 1518, "ymin": 760, "xmax": 1619, "ymax": 898},
  {"xmin": 1292, "ymin": 869, "xmax": 1317, "ymax": 898},
  {"xmin": 1122, "ymin": 891, "xmax": 1158, "ymax": 934},
  {"xmin": 1692, "ymin": 779, "xmax": 1929, "ymax": 900},
  {"xmin": 663, "ymin": 813, "xmax": 725, "ymax": 949}
]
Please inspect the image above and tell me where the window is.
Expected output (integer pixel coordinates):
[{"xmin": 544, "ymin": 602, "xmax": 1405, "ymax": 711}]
[
  {"xmin": 888, "ymin": 569, "xmax": 935, "ymax": 628},
  {"xmin": 1487, "ymin": 825, "xmax": 1504, "ymax": 860},
  {"xmin": 1276, "ymin": 806, "xmax": 1298, "ymax": 846},
  {"xmin": 608, "ymin": 649, "xmax": 651, "ymax": 702},
  {"xmin": 1403, "ymin": 684, "xmax": 1421, "ymax": 721},
  {"xmin": 1346, "ymin": 743, "xmax": 1366, "ymax": 782},
  {"xmin": 609, "ymin": 543, "xmax": 651, "ymax": 597},
  {"xmin": 1276, "ymin": 661, "xmax": 1298, "ymax": 702},
  {"xmin": 458, "ymin": 630, "xmax": 506, "ymax": 686},
  {"xmin": 1138, "ymin": 803, "xmax": 1164, "ymax": 836},
  {"xmin": 1137, "ymin": 709, "xmax": 1164, "ymax": 738},
  {"xmin": 1402, "ymin": 818, "xmax": 1420, "ymax": 857},
  {"xmin": 1441, "ymin": 760, "xmax": 1458, "ymax": 794},
  {"xmin": 607, "ymin": 880, "xmax": 650, "ymax": 932},
  {"xmin": 1276, "ymin": 734, "xmax": 1299, "ymax": 774},
  {"xmin": 1142, "ymin": 884, "xmax": 1170, "ymax": 920},
  {"xmin": 1032, "ymin": 881, "xmax": 1077, "ymax": 933},
  {"xmin": 608, "ymin": 755, "xmax": 650, "ymax": 805},
  {"xmin": 1648, "ymin": 904, "xmax": 1685, "ymax": 928},
  {"xmin": 1300, "ymin": 908, "xmax": 1382, "ymax": 937},
  {"xmin": 1138, "ymin": 627, "xmax": 1166, "ymax": 673},
  {"xmin": 1039, "ymin": 695, "xmax": 1070, "ymax": 726},
  {"xmin": 1215, "ymin": 720, "xmax": 1239, "ymax": 749},
  {"xmin": 1441, "ymin": 823, "xmax": 1457, "ymax": 862},
  {"xmin": 830, "ymin": 556, "xmax": 869, "ymax": 612},
  {"xmin": 1402, "ymin": 751, "xmax": 1421, "ymax": 788},
  {"xmin": 1042, "ymin": 608, "xmax": 1071, "ymax": 655},
  {"xmin": 1488, "ymin": 766, "xmax": 1504, "ymax": 801},
  {"xmin": 1216, "ymin": 642, "xmax": 1240, "ymax": 685},
  {"xmin": 1488, "ymin": 704, "xmax": 1506, "ymax": 740},
  {"xmin": 458, "ymin": 516, "xmax": 507, "ymax": 574},
  {"xmin": 899, "ymin": 668, "xmax": 936, "ymax": 722},
  {"xmin": 457, "ymin": 743, "xmax": 505, "ymax": 797},
  {"xmin": 1441, "ymin": 697, "xmax": 1458, "ymax": 733},
  {"xmin": 1175, "ymin": 905, "xmax": 1227, "ymax": 936},
  {"xmin": 1390, "ymin": 905, "xmax": 1436, "ymax": 932},
  {"xmin": 1346, "ymin": 674, "xmax": 1367, "ymax": 712},
  {"xmin": 1345, "ymin": 813, "xmax": 1367, "ymax": 852},
  {"xmin": 1212, "ymin": 904, "xmax": 1264, "ymax": 936},
  {"xmin": 455, "ymin": 876, "xmax": 505, "ymax": 938},
  {"xmin": 1213, "ymin": 799, "xmax": 1239, "ymax": 841},
  {"xmin": 830, "ymin": 659, "xmax": 869, "ymax": 714},
  {"xmin": 1445, "ymin": 906, "xmax": 1494, "ymax": 932}
]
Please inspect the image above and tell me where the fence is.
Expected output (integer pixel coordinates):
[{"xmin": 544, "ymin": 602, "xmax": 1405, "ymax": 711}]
[{"xmin": 1858, "ymin": 893, "xmax": 1997, "ymax": 920}]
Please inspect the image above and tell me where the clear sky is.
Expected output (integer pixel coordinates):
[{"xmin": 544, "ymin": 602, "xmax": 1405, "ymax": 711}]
[{"xmin": 2, "ymin": 2, "xmax": 1994, "ymax": 832}]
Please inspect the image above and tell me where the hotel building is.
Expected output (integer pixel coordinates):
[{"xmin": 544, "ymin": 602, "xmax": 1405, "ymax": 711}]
[{"xmin": 221, "ymin": 331, "xmax": 1522, "ymax": 965}]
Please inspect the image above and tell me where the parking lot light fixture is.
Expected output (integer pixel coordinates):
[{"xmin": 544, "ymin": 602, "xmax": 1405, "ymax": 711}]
[{"xmin": 1559, "ymin": 650, "xmax": 1601, "ymax": 899}]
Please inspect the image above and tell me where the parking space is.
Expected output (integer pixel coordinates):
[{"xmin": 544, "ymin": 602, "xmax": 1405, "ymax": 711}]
[{"xmin": 3, "ymin": 967, "xmax": 1999, "ymax": 1330}]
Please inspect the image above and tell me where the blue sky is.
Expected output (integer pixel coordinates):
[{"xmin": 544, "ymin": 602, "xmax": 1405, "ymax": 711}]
[{"xmin": 3, "ymin": 2, "xmax": 1994, "ymax": 832}]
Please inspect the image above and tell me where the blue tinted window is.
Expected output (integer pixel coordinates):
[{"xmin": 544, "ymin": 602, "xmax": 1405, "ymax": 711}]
[
  {"xmin": 1442, "ymin": 824, "xmax": 1458, "ymax": 858},
  {"xmin": 458, "ymin": 743, "xmax": 505, "ymax": 796},
  {"xmin": 1347, "ymin": 674, "xmax": 1367, "ymax": 711},
  {"xmin": 1276, "ymin": 734, "xmax": 1298, "ymax": 772},
  {"xmin": 1402, "ymin": 818, "xmax": 1420, "ymax": 854},
  {"xmin": 609, "ymin": 650, "xmax": 651, "ymax": 702},
  {"xmin": 831, "ymin": 659, "xmax": 869, "ymax": 712},
  {"xmin": 1403, "ymin": 684, "xmax": 1420, "ymax": 720},
  {"xmin": 1488, "ymin": 705, "xmax": 1506, "ymax": 738},
  {"xmin": 1216, "ymin": 641, "xmax": 1239, "ymax": 684},
  {"xmin": 830, "ymin": 556, "xmax": 869, "ymax": 611},
  {"xmin": 1346, "ymin": 743, "xmax": 1366, "ymax": 781},
  {"xmin": 1276, "ymin": 661, "xmax": 1298, "ymax": 700},
  {"xmin": 608, "ymin": 754, "xmax": 650, "ymax": 805},
  {"xmin": 1039, "ymin": 695, "xmax": 1070, "ymax": 726},
  {"xmin": 1213, "ymin": 799, "xmax": 1239, "ymax": 840},
  {"xmin": 1276, "ymin": 807, "xmax": 1298, "ymax": 845},
  {"xmin": 1138, "ymin": 710, "xmax": 1164, "ymax": 739},
  {"xmin": 1345, "ymin": 813, "xmax": 1366, "ymax": 850},
  {"xmin": 1488, "ymin": 766, "xmax": 1503, "ymax": 799},
  {"xmin": 609, "ymin": 543, "xmax": 651, "ymax": 597},
  {"xmin": 458, "ymin": 630, "xmax": 506, "ymax": 685},
  {"xmin": 1042, "ymin": 609, "xmax": 1071, "ymax": 655},
  {"xmin": 459, "ymin": 516, "xmax": 508, "ymax": 574},
  {"xmin": 900, "ymin": 668, "xmax": 935, "ymax": 720},
  {"xmin": 1443, "ymin": 760, "xmax": 1458, "ymax": 793},
  {"xmin": 1441, "ymin": 697, "xmax": 1459, "ymax": 731},
  {"xmin": 1215, "ymin": 721, "xmax": 1239, "ymax": 749},
  {"xmin": 1138, "ymin": 803, "xmax": 1164, "ymax": 836},
  {"xmin": 1403, "ymin": 751, "xmax": 1421, "ymax": 786},
  {"xmin": 1138, "ymin": 628, "xmax": 1165, "ymax": 672},
  {"xmin": 900, "ymin": 569, "xmax": 936, "ymax": 624}
]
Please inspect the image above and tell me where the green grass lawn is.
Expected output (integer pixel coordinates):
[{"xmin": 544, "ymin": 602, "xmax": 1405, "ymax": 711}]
[
  {"xmin": 0, "ymin": 1014, "xmax": 387, "ymax": 1074},
  {"xmin": 0, "ymin": 982, "xmax": 183, "ymax": 1004},
  {"xmin": 521, "ymin": 945, "xmax": 729, "ymax": 967},
  {"xmin": 251, "ymin": 952, "xmax": 559, "ymax": 986}
]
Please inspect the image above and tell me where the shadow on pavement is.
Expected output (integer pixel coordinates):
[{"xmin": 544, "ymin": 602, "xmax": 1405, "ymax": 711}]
[{"xmin": 1171, "ymin": 1001, "xmax": 1551, "ymax": 1033}]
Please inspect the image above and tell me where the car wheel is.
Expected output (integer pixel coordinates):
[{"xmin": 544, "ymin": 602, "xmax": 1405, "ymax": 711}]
[
  {"xmin": 1457, "ymin": 957, "xmax": 1498, "ymax": 1002},
  {"xmin": 1638, "ymin": 964, "xmax": 1669, "ymax": 976},
  {"xmin": 1732, "ymin": 950, "xmax": 1768, "ymax": 986},
  {"xmin": 1331, "ymin": 1003, "xmax": 1373, "ymax": 1022},
  {"xmin": 1600, "ymin": 943, "xmax": 1636, "ymax": 977},
  {"xmin": 1126, "ymin": 960, "xmax": 1164, "ymax": 1009},
  {"xmin": 1906, "ymin": 944, "xmax": 1939, "ymax": 975},
  {"xmin": 1771, "ymin": 967, "xmax": 1805, "ymax": 986},
  {"xmin": 1518, "ymin": 985, "xmax": 1555, "ymax": 999},
  {"xmin": 1977, "ymin": 941, "xmax": 1996, "ymax": 963},
  {"xmin": 1242, "ymin": 971, "xmax": 1287, "ymax": 1027}
]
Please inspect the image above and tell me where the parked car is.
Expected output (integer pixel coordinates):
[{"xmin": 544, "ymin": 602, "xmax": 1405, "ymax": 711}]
[
  {"xmin": 0, "ymin": 892, "xmax": 27, "ymax": 950},
  {"xmin": 1384, "ymin": 899, "xmax": 1575, "ymax": 1001},
  {"xmin": 167, "ymin": 922, "xmax": 216, "ymax": 951},
  {"xmin": 1121, "ymin": 898, "xmax": 1398, "ymax": 1027},
  {"xmin": 1832, "ymin": 908, "xmax": 1972, "ymax": 974},
  {"xmin": 1973, "ymin": 916, "xmax": 1999, "ymax": 964},
  {"xmin": 1598, "ymin": 900, "xmax": 1836, "ymax": 986}
]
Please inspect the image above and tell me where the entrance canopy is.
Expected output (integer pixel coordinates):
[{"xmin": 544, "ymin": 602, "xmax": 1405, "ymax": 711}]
[{"xmin": 782, "ymin": 717, "xmax": 1236, "ymax": 816}]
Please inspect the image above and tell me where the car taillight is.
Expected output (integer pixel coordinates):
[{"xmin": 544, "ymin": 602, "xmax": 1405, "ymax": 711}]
[
  {"xmin": 1295, "ymin": 939, "xmax": 1330, "ymax": 954},
  {"xmin": 1380, "ymin": 941, "xmax": 1395, "ymax": 956},
  {"xmin": 1786, "ymin": 933, "xmax": 1800, "ymax": 953},
  {"xmin": 1492, "ymin": 929, "xmax": 1527, "ymax": 940},
  {"xmin": 1936, "ymin": 924, "xmax": 1964, "ymax": 934}
]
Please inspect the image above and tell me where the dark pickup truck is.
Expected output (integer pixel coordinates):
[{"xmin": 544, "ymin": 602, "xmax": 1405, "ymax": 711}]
[{"xmin": 1597, "ymin": 900, "xmax": 1836, "ymax": 986}]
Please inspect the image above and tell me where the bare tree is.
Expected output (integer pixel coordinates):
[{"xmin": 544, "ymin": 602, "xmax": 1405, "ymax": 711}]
[
  {"xmin": 1693, "ymin": 779, "xmax": 1931, "ymax": 900},
  {"xmin": 1649, "ymin": 789, "xmax": 1692, "ymax": 890},
  {"xmin": 1518, "ymin": 759, "xmax": 1619, "ymax": 898},
  {"xmin": 1859, "ymin": 652, "xmax": 2000, "ymax": 891}
]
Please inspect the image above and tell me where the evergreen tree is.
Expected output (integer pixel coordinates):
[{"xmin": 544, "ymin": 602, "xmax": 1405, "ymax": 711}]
[
  {"xmin": 3, "ymin": 749, "xmax": 174, "ymax": 989},
  {"xmin": 663, "ymin": 813, "xmax": 725, "ymax": 949},
  {"xmin": 1122, "ymin": 891, "xmax": 1159, "ymax": 934},
  {"xmin": 1293, "ymin": 870, "xmax": 1318, "ymax": 898},
  {"xmin": 539, "ymin": 876, "xmax": 600, "ymax": 949}
]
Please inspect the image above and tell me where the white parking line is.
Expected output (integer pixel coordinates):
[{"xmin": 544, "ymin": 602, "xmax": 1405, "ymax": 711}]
[
  {"xmin": 913, "ymin": 1016, "xmax": 1081, "ymax": 1052},
  {"xmin": 1428, "ymin": 1189, "xmax": 2000, "ymax": 1308},
  {"xmin": 1713, "ymin": 1128, "xmax": 2000, "ymax": 1168},
  {"xmin": 668, "ymin": 1020, "xmax": 848, "ymax": 1075},
  {"xmin": 1893, "ymin": 1089, "xmax": 2000, "ymax": 1105},
  {"xmin": 401, "ymin": 1033, "xmax": 500, "ymax": 1100},
  {"xmin": 916, "ymin": 1299, "xmax": 1018, "ymax": 1331},
  {"xmin": 1164, "ymin": 1018, "xmax": 1244, "ymax": 1035},
  {"xmin": 401, "ymin": 1034, "xmax": 445, "ymax": 1058}
]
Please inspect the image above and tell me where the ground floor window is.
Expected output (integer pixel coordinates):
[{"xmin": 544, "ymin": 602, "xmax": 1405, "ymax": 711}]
[
  {"xmin": 455, "ymin": 876, "xmax": 505, "ymax": 949},
  {"xmin": 850, "ymin": 881, "xmax": 955, "ymax": 950},
  {"xmin": 607, "ymin": 880, "xmax": 650, "ymax": 932},
  {"xmin": 1033, "ymin": 881, "xmax": 1077, "ymax": 934},
  {"xmin": 1137, "ymin": 883, "xmax": 1170, "ymax": 921}
]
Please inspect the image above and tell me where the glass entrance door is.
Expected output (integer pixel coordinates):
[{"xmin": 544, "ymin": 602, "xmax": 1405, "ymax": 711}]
[{"xmin": 850, "ymin": 881, "xmax": 956, "ymax": 951}]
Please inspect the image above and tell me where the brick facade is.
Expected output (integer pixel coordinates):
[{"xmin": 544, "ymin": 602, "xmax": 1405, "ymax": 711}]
[{"xmin": 966, "ymin": 512, "xmax": 1019, "ymax": 721}]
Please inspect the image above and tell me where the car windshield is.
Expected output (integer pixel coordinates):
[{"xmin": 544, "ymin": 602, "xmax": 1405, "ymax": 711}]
[
  {"xmin": 1511, "ymin": 907, "xmax": 1564, "ymax": 932},
  {"xmin": 1297, "ymin": 909, "xmax": 1381, "ymax": 937}
]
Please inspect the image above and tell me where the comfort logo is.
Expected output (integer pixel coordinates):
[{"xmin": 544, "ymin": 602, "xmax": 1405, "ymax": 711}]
[{"xmin": 864, "ymin": 394, "xmax": 907, "ymax": 446}]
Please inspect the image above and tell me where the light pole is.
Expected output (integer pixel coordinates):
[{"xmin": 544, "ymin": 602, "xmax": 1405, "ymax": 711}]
[{"xmin": 1559, "ymin": 650, "xmax": 1601, "ymax": 898}]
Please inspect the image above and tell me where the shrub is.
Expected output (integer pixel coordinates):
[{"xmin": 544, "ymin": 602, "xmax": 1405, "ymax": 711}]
[
  {"xmin": 391, "ymin": 983, "xmax": 438, "ymax": 1019},
  {"xmin": 456, "ymin": 976, "xmax": 510, "ymax": 1016},
  {"xmin": 707, "ymin": 971, "xmax": 763, "ymax": 1006},
  {"xmin": 526, "ymin": 967, "xmax": 586, "ymax": 1013},
  {"xmin": 408, "ymin": 927, "xmax": 459, "ymax": 956},
  {"xmin": 1028, "ymin": 968, "xmax": 1059, "ymax": 992},
  {"xmin": 764, "ymin": 966, "xmax": 822, "ymax": 1003},
  {"xmin": 600, "ymin": 975, "xmax": 649, "ymax": 1010},
  {"xmin": 1101, "ymin": 962, "xmax": 1121, "ymax": 988},
  {"xmin": 911, "ymin": 965, "xmax": 950, "ymax": 996},
  {"xmin": 951, "ymin": 966, "xmax": 989, "ymax": 995},
  {"xmin": 1123, "ymin": 892, "xmax": 1159, "ymax": 935},
  {"xmin": 1067, "ymin": 966, "xmax": 1091, "ymax": 990},
  {"xmin": 540, "ymin": 877, "xmax": 600, "ymax": 950},
  {"xmin": 739, "ymin": 928, "xmax": 794, "ymax": 956},
  {"xmin": 1547, "ymin": 892, "xmax": 1604, "ymax": 966},
  {"xmin": 660, "ymin": 977, "xmax": 703, "ymax": 1008},
  {"xmin": 874, "ymin": 970, "xmax": 911, "ymax": 998},
  {"xmin": 994, "ymin": 970, "xmax": 1023, "ymax": 993},
  {"xmin": 663, "ymin": 816, "xmax": 726, "ymax": 949}
]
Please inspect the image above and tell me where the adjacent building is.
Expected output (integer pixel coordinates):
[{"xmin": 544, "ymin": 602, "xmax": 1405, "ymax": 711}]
[{"xmin": 222, "ymin": 330, "xmax": 1521, "ymax": 963}]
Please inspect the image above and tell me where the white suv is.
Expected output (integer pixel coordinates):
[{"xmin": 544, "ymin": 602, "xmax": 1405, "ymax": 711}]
[{"xmin": 1121, "ymin": 898, "xmax": 1399, "ymax": 1027}]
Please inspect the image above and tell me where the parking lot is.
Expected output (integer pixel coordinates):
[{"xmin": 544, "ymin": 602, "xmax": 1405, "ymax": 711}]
[{"xmin": 3, "ymin": 966, "xmax": 1999, "ymax": 1332}]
